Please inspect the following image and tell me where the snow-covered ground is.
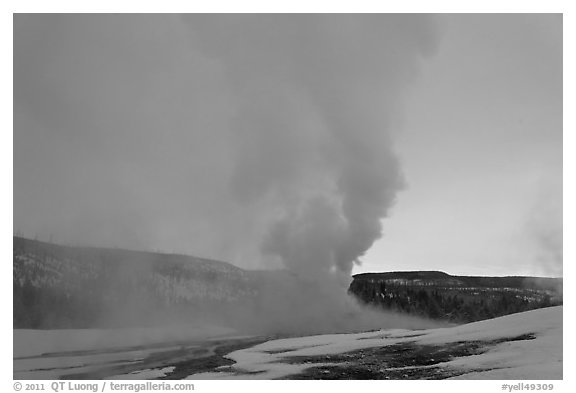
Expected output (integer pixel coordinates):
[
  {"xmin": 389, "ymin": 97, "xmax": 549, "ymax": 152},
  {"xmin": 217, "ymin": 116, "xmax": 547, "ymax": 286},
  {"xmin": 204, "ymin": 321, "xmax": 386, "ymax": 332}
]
[
  {"xmin": 108, "ymin": 367, "xmax": 176, "ymax": 380},
  {"xmin": 14, "ymin": 324, "xmax": 235, "ymax": 358},
  {"xmin": 13, "ymin": 324, "xmax": 236, "ymax": 379},
  {"xmin": 189, "ymin": 306, "xmax": 562, "ymax": 380},
  {"xmin": 14, "ymin": 307, "xmax": 562, "ymax": 380}
]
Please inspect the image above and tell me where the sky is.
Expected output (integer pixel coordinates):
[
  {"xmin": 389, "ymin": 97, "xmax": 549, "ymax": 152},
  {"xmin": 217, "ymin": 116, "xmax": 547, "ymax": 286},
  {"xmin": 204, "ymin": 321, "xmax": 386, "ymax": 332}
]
[
  {"xmin": 13, "ymin": 14, "xmax": 562, "ymax": 278},
  {"xmin": 360, "ymin": 14, "xmax": 562, "ymax": 277}
]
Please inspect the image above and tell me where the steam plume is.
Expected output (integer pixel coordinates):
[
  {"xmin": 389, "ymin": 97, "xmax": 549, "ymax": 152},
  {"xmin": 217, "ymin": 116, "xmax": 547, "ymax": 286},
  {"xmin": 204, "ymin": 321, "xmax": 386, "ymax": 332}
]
[
  {"xmin": 184, "ymin": 14, "xmax": 437, "ymax": 281},
  {"xmin": 14, "ymin": 14, "xmax": 441, "ymax": 333}
]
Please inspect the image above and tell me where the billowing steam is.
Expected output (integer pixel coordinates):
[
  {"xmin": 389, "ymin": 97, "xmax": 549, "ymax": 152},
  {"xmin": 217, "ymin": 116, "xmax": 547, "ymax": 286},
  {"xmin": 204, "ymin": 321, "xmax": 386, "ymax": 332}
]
[
  {"xmin": 14, "ymin": 14, "xmax": 441, "ymax": 334},
  {"xmin": 178, "ymin": 15, "xmax": 440, "ymax": 333},
  {"xmin": 184, "ymin": 15, "xmax": 437, "ymax": 283}
]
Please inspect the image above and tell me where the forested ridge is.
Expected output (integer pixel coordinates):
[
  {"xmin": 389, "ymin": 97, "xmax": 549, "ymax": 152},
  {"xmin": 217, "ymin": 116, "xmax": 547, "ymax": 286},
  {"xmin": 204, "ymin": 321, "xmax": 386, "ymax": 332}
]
[{"xmin": 348, "ymin": 271, "xmax": 562, "ymax": 322}]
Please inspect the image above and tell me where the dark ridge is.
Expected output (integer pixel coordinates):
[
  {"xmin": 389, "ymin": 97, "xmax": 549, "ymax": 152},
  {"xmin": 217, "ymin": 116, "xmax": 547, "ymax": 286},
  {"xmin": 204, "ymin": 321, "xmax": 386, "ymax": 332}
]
[
  {"xmin": 353, "ymin": 271, "xmax": 562, "ymax": 291},
  {"xmin": 13, "ymin": 236, "xmax": 239, "ymax": 272},
  {"xmin": 349, "ymin": 270, "xmax": 562, "ymax": 323},
  {"xmin": 13, "ymin": 236, "xmax": 257, "ymax": 329},
  {"xmin": 13, "ymin": 235, "xmax": 563, "ymax": 329}
]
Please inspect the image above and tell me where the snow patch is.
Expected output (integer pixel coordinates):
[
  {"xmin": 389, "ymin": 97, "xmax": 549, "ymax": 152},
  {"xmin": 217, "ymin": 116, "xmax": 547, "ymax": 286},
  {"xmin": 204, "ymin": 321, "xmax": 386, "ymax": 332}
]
[
  {"xmin": 108, "ymin": 367, "xmax": 175, "ymax": 380},
  {"xmin": 188, "ymin": 307, "xmax": 562, "ymax": 380}
]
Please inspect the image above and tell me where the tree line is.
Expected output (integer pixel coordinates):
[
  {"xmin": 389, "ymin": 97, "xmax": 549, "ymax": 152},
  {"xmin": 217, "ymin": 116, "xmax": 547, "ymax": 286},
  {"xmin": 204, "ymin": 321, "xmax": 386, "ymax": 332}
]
[{"xmin": 348, "ymin": 279, "xmax": 558, "ymax": 323}]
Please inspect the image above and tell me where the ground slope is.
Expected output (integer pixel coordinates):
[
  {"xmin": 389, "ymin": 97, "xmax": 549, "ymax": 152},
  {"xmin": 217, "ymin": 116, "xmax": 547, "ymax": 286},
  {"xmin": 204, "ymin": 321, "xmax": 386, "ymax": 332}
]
[{"xmin": 188, "ymin": 306, "xmax": 562, "ymax": 380}]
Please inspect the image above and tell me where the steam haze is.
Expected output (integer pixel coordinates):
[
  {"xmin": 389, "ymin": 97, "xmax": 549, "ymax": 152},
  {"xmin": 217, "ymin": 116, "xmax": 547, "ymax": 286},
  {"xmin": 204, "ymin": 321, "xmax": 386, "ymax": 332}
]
[
  {"xmin": 14, "ymin": 14, "xmax": 562, "ymax": 286},
  {"xmin": 14, "ymin": 14, "xmax": 437, "ymax": 279}
]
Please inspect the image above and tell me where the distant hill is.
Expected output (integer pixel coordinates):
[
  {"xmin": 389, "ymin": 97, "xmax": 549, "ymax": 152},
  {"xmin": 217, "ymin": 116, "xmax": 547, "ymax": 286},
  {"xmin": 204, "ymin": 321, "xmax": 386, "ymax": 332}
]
[
  {"xmin": 353, "ymin": 271, "xmax": 562, "ymax": 292},
  {"xmin": 349, "ymin": 271, "xmax": 562, "ymax": 323},
  {"xmin": 14, "ymin": 236, "xmax": 563, "ymax": 329},
  {"xmin": 13, "ymin": 236, "xmax": 259, "ymax": 329}
]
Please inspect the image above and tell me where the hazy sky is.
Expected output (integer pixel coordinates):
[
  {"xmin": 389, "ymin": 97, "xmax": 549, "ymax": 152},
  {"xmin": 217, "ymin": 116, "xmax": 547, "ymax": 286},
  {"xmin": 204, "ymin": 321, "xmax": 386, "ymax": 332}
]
[
  {"xmin": 361, "ymin": 14, "xmax": 562, "ymax": 277},
  {"xmin": 13, "ymin": 14, "xmax": 562, "ymax": 277}
]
